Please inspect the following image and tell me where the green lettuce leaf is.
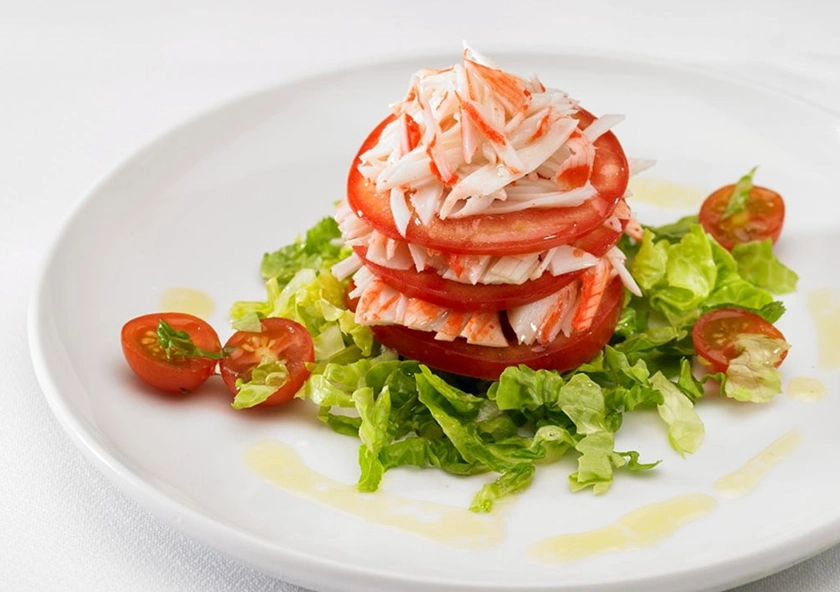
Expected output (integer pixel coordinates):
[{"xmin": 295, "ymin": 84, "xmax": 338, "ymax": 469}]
[
  {"xmin": 722, "ymin": 167, "xmax": 757, "ymax": 219},
  {"xmin": 470, "ymin": 464, "xmax": 535, "ymax": 513},
  {"xmin": 353, "ymin": 386, "xmax": 392, "ymax": 491},
  {"xmin": 260, "ymin": 217, "xmax": 346, "ymax": 283},
  {"xmin": 731, "ymin": 239, "xmax": 799, "ymax": 294},
  {"xmin": 651, "ymin": 372, "xmax": 704, "ymax": 456},
  {"xmin": 721, "ymin": 334, "xmax": 790, "ymax": 403},
  {"xmin": 631, "ymin": 229, "xmax": 669, "ymax": 291},
  {"xmin": 230, "ymin": 268, "xmax": 373, "ymax": 364},
  {"xmin": 232, "ymin": 359, "xmax": 290, "ymax": 410}
]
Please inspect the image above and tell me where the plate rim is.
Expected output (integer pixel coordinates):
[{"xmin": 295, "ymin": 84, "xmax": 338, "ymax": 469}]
[{"xmin": 27, "ymin": 48, "xmax": 840, "ymax": 592}]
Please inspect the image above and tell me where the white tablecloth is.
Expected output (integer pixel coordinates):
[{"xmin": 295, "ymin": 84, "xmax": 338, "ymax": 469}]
[{"xmin": 4, "ymin": 1, "xmax": 839, "ymax": 590}]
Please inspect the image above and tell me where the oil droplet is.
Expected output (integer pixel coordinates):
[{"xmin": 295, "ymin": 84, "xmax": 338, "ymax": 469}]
[
  {"xmin": 786, "ymin": 377, "xmax": 826, "ymax": 402},
  {"xmin": 244, "ymin": 440, "xmax": 505, "ymax": 549},
  {"xmin": 807, "ymin": 289, "xmax": 840, "ymax": 370},
  {"xmin": 159, "ymin": 287, "xmax": 215, "ymax": 319},
  {"xmin": 530, "ymin": 494, "xmax": 717, "ymax": 562},
  {"xmin": 627, "ymin": 177, "xmax": 707, "ymax": 209},
  {"xmin": 714, "ymin": 430, "xmax": 802, "ymax": 499}
]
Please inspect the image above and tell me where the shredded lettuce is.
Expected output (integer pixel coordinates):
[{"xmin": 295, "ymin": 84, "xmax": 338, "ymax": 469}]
[
  {"xmin": 731, "ymin": 239, "xmax": 799, "ymax": 294},
  {"xmin": 260, "ymin": 217, "xmax": 346, "ymax": 283},
  {"xmin": 719, "ymin": 334, "xmax": 791, "ymax": 403},
  {"xmin": 722, "ymin": 166, "xmax": 758, "ymax": 219},
  {"xmin": 651, "ymin": 372, "xmax": 705, "ymax": 456},
  {"xmin": 233, "ymin": 213, "xmax": 796, "ymax": 511},
  {"xmin": 228, "ymin": 218, "xmax": 376, "ymax": 403},
  {"xmin": 232, "ymin": 359, "xmax": 290, "ymax": 410}
]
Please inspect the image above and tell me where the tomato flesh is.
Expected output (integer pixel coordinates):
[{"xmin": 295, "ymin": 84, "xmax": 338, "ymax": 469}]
[
  {"xmin": 219, "ymin": 317, "xmax": 315, "ymax": 407},
  {"xmin": 371, "ymin": 276, "xmax": 624, "ymax": 379},
  {"xmin": 698, "ymin": 184, "xmax": 785, "ymax": 250},
  {"xmin": 121, "ymin": 312, "xmax": 221, "ymax": 393},
  {"xmin": 692, "ymin": 307, "xmax": 787, "ymax": 373},
  {"xmin": 347, "ymin": 109, "xmax": 629, "ymax": 256}
]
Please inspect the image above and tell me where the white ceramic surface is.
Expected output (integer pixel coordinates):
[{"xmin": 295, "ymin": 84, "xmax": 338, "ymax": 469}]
[{"xmin": 29, "ymin": 52, "xmax": 840, "ymax": 592}]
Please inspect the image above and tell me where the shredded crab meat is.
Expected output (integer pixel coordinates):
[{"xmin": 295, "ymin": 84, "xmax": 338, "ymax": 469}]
[
  {"xmin": 337, "ymin": 49, "xmax": 646, "ymax": 351},
  {"xmin": 331, "ymin": 252, "xmax": 362, "ymax": 281},
  {"xmin": 606, "ymin": 246, "xmax": 642, "ymax": 297},
  {"xmin": 339, "ymin": 209, "xmax": 602, "ymax": 285},
  {"xmin": 508, "ymin": 283, "xmax": 578, "ymax": 346},
  {"xmin": 625, "ymin": 216, "xmax": 644, "ymax": 241},
  {"xmin": 571, "ymin": 260, "xmax": 613, "ymax": 332},
  {"xmin": 628, "ymin": 157, "xmax": 656, "ymax": 177},
  {"xmin": 357, "ymin": 52, "xmax": 623, "ymax": 229},
  {"xmin": 582, "ymin": 114, "xmax": 625, "ymax": 143},
  {"xmin": 354, "ymin": 275, "xmax": 507, "ymax": 347}
]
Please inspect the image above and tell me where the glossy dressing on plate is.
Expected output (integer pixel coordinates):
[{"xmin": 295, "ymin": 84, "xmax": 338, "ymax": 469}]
[
  {"xmin": 159, "ymin": 287, "xmax": 215, "ymax": 319},
  {"xmin": 714, "ymin": 430, "xmax": 802, "ymax": 499},
  {"xmin": 530, "ymin": 493, "xmax": 718, "ymax": 562},
  {"xmin": 245, "ymin": 440, "xmax": 505, "ymax": 549}
]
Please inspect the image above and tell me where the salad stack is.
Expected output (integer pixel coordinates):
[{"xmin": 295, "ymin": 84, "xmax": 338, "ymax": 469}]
[
  {"xmin": 332, "ymin": 48, "xmax": 642, "ymax": 378},
  {"xmin": 118, "ymin": 49, "xmax": 800, "ymax": 507}
]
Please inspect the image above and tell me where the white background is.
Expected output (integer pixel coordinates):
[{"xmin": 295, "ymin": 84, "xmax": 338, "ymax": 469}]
[{"xmin": 4, "ymin": 1, "xmax": 840, "ymax": 590}]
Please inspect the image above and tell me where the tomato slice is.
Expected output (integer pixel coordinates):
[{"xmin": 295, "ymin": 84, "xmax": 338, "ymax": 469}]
[
  {"xmin": 351, "ymin": 201, "xmax": 625, "ymax": 311},
  {"xmin": 219, "ymin": 317, "xmax": 315, "ymax": 407},
  {"xmin": 354, "ymin": 245, "xmax": 581, "ymax": 311},
  {"xmin": 692, "ymin": 307, "xmax": 787, "ymax": 373},
  {"xmin": 121, "ymin": 312, "xmax": 221, "ymax": 393},
  {"xmin": 371, "ymin": 276, "xmax": 624, "ymax": 379},
  {"xmin": 698, "ymin": 184, "xmax": 785, "ymax": 250},
  {"xmin": 347, "ymin": 109, "xmax": 629, "ymax": 256}
]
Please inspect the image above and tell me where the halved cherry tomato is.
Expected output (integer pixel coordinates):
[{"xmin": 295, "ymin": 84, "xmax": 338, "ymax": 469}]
[
  {"xmin": 121, "ymin": 312, "xmax": 221, "ymax": 393},
  {"xmin": 698, "ymin": 183, "xmax": 785, "ymax": 250},
  {"xmin": 692, "ymin": 307, "xmax": 788, "ymax": 373},
  {"xmin": 347, "ymin": 109, "xmax": 629, "ymax": 256},
  {"xmin": 219, "ymin": 317, "xmax": 314, "ymax": 406},
  {"xmin": 371, "ymin": 276, "xmax": 624, "ymax": 379}
]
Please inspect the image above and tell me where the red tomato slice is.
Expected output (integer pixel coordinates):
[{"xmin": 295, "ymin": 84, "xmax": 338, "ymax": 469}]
[
  {"xmin": 698, "ymin": 184, "xmax": 785, "ymax": 250},
  {"xmin": 347, "ymin": 109, "xmax": 629, "ymax": 256},
  {"xmin": 350, "ymin": 206, "xmax": 625, "ymax": 311},
  {"xmin": 354, "ymin": 245, "xmax": 581, "ymax": 311},
  {"xmin": 219, "ymin": 317, "xmax": 314, "ymax": 407},
  {"xmin": 121, "ymin": 312, "xmax": 221, "ymax": 393},
  {"xmin": 692, "ymin": 307, "xmax": 788, "ymax": 373},
  {"xmin": 371, "ymin": 276, "xmax": 624, "ymax": 379},
  {"xmin": 571, "ymin": 207, "xmax": 627, "ymax": 255}
]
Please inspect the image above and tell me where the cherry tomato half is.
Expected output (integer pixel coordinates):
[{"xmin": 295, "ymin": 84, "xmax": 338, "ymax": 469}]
[
  {"xmin": 698, "ymin": 183, "xmax": 785, "ymax": 250},
  {"xmin": 121, "ymin": 312, "xmax": 221, "ymax": 393},
  {"xmin": 219, "ymin": 317, "xmax": 315, "ymax": 407},
  {"xmin": 371, "ymin": 276, "xmax": 624, "ymax": 380},
  {"xmin": 692, "ymin": 307, "xmax": 788, "ymax": 373},
  {"xmin": 347, "ymin": 109, "xmax": 629, "ymax": 256}
]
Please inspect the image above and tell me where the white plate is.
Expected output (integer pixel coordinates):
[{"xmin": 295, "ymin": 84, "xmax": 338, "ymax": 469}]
[{"xmin": 29, "ymin": 52, "xmax": 840, "ymax": 592}]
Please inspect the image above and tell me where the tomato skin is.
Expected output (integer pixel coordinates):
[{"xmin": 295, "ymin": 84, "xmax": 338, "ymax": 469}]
[
  {"xmin": 698, "ymin": 184, "xmax": 785, "ymax": 250},
  {"xmin": 347, "ymin": 109, "xmax": 629, "ymax": 256},
  {"xmin": 121, "ymin": 312, "xmax": 221, "ymax": 393},
  {"xmin": 692, "ymin": 307, "xmax": 787, "ymax": 373},
  {"xmin": 219, "ymin": 317, "xmax": 315, "ymax": 407},
  {"xmin": 371, "ymin": 276, "xmax": 624, "ymax": 380}
]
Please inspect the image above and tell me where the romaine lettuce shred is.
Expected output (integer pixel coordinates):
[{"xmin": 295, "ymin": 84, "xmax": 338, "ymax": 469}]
[{"xmin": 230, "ymin": 216, "xmax": 797, "ymax": 512}]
